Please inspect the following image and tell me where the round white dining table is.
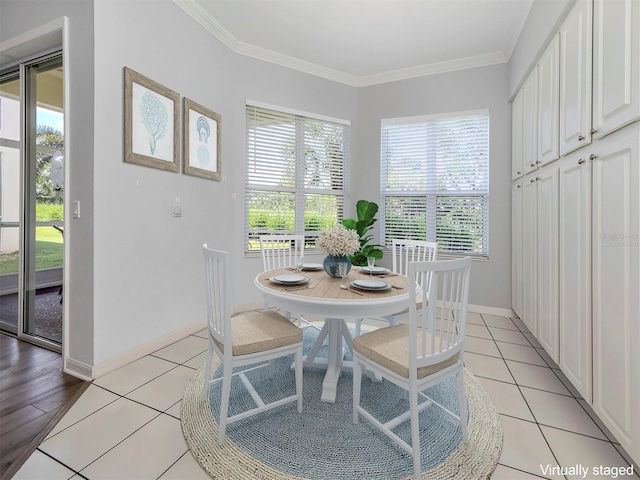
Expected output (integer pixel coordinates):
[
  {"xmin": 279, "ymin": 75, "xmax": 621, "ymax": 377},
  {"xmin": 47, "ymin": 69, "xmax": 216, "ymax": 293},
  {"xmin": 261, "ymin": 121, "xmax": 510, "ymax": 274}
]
[{"xmin": 254, "ymin": 266, "xmax": 411, "ymax": 403}]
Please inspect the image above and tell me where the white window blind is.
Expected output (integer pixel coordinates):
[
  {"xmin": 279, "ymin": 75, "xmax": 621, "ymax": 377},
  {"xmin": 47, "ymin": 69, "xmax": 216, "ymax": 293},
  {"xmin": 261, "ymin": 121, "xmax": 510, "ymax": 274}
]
[
  {"xmin": 245, "ymin": 104, "xmax": 349, "ymax": 251},
  {"xmin": 381, "ymin": 111, "xmax": 490, "ymax": 257}
]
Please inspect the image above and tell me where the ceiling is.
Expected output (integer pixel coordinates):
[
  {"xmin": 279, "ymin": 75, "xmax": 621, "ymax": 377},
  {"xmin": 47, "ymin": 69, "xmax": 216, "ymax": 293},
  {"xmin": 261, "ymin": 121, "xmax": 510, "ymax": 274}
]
[{"xmin": 174, "ymin": 0, "xmax": 534, "ymax": 87}]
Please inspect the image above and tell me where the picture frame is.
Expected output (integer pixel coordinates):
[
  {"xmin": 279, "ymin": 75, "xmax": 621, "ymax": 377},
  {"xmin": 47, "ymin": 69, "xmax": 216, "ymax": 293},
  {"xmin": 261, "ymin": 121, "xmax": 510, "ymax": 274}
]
[
  {"xmin": 123, "ymin": 67, "xmax": 179, "ymax": 172},
  {"xmin": 183, "ymin": 97, "xmax": 222, "ymax": 181}
]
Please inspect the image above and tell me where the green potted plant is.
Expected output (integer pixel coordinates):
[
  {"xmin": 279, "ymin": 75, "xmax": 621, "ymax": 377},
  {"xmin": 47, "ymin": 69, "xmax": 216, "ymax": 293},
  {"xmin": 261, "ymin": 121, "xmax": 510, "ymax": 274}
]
[{"xmin": 341, "ymin": 199, "xmax": 384, "ymax": 266}]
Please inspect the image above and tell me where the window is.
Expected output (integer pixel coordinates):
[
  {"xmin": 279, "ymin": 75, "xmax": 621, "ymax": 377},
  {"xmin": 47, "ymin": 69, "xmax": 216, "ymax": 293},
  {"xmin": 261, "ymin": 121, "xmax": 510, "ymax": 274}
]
[
  {"xmin": 380, "ymin": 110, "xmax": 489, "ymax": 257},
  {"xmin": 245, "ymin": 104, "xmax": 349, "ymax": 252}
]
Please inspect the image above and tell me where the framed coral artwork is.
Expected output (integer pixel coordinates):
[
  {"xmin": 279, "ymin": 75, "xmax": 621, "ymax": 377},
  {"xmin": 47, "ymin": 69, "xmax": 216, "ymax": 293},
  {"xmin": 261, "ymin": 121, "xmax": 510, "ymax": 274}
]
[
  {"xmin": 183, "ymin": 97, "xmax": 222, "ymax": 181},
  {"xmin": 123, "ymin": 67, "xmax": 179, "ymax": 172}
]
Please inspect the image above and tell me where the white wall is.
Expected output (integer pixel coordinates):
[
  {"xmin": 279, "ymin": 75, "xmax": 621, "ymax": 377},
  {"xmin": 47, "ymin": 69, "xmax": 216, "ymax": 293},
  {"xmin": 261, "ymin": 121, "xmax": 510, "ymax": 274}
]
[
  {"xmin": 91, "ymin": 0, "xmax": 358, "ymax": 365},
  {"xmin": 354, "ymin": 64, "xmax": 513, "ymax": 310},
  {"xmin": 2, "ymin": 0, "xmax": 517, "ymax": 373}
]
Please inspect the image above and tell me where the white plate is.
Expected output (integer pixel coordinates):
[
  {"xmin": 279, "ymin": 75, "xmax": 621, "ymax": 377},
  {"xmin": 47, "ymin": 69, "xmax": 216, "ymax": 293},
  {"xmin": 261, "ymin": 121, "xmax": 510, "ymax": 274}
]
[
  {"xmin": 359, "ymin": 266, "xmax": 390, "ymax": 275},
  {"xmin": 301, "ymin": 263, "xmax": 323, "ymax": 271},
  {"xmin": 351, "ymin": 279, "xmax": 390, "ymax": 291},
  {"xmin": 269, "ymin": 274, "xmax": 309, "ymax": 285}
]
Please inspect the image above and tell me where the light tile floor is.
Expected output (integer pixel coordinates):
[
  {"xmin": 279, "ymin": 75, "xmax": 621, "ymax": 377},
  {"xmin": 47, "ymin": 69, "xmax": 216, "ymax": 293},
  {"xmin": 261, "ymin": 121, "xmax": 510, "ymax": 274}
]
[{"xmin": 14, "ymin": 312, "xmax": 640, "ymax": 480}]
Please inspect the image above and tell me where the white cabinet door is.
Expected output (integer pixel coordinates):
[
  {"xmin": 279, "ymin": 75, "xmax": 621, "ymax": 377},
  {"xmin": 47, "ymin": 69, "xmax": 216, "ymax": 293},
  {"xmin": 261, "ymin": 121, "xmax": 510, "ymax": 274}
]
[
  {"xmin": 512, "ymin": 180, "xmax": 523, "ymax": 317},
  {"xmin": 512, "ymin": 90, "xmax": 525, "ymax": 180},
  {"xmin": 559, "ymin": 150, "xmax": 592, "ymax": 402},
  {"xmin": 592, "ymin": 124, "xmax": 640, "ymax": 464},
  {"xmin": 522, "ymin": 70, "xmax": 539, "ymax": 175},
  {"xmin": 521, "ymin": 172, "xmax": 538, "ymax": 334},
  {"xmin": 538, "ymin": 35, "xmax": 560, "ymax": 166},
  {"xmin": 593, "ymin": 0, "xmax": 640, "ymax": 139},
  {"xmin": 559, "ymin": 0, "xmax": 593, "ymax": 156},
  {"xmin": 535, "ymin": 163, "xmax": 559, "ymax": 362}
]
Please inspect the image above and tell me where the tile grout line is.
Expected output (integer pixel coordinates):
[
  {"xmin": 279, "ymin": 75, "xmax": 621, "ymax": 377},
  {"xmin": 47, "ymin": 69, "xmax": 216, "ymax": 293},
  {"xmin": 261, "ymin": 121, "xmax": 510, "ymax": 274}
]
[
  {"xmin": 482, "ymin": 312, "xmax": 568, "ymax": 480},
  {"xmin": 500, "ymin": 315, "xmax": 640, "ymax": 478}
]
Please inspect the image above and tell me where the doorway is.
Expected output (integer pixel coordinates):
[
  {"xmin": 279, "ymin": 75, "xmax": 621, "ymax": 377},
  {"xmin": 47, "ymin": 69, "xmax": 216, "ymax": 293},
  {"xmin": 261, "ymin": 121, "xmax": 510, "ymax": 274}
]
[{"xmin": 0, "ymin": 52, "xmax": 64, "ymax": 350}]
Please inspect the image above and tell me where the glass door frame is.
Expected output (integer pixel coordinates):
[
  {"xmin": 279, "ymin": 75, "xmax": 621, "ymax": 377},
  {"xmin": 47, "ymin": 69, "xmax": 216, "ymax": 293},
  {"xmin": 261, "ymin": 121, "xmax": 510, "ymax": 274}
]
[
  {"xmin": 0, "ymin": 69, "xmax": 21, "ymax": 337},
  {"xmin": 0, "ymin": 51, "xmax": 64, "ymax": 352}
]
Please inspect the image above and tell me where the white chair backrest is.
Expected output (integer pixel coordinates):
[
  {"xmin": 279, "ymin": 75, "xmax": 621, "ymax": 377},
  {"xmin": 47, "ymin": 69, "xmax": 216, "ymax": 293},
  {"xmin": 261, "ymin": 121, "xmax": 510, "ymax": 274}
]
[
  {"xmin": 391, "ymin": 239, "xmax": 437, "ymax": 292},
  {"xmin": 202, "ymin": 244, "xmax": 232, "ymax": 357},
  {"xmin": 408, "ymin": 256, "xmax": 472, "ymax": 371},
  {"xmin": 259, "ymin": 234, "xmax": 305, "ymax": 271}
]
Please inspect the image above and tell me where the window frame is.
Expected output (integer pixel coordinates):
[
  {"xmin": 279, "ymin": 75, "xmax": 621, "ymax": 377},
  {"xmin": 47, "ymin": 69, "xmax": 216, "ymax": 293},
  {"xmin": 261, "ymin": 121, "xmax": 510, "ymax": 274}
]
[
  {"xmin": 245, "ymin": 102, "xmax": 350, "ymax": 253},
  {"xmin": 380, "ymin": 109, "xmax": 490, "ymax": 258}
]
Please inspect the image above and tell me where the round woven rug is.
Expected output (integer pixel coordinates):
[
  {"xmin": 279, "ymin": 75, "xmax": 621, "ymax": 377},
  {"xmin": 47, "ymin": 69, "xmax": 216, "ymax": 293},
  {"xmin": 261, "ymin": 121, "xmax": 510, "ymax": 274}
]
[{"xmin": 181, "ymin": 327, "xmax": 502, "ymax": 480}]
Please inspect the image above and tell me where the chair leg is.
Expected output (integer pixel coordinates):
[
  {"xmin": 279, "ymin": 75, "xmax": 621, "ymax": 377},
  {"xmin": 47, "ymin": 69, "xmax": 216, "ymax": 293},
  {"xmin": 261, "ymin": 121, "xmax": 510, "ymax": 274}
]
[
  {"xmin": 352, "ymin": 355, "xmax": 362, "ymax": 424},
  {"xmin": 217, "ymin": 362, "xmax": 233, "ymax": 445},
  {"xmin": 354, "ymin": 318, "xmax": 362, "ymax": 336},
  {"xmin": 457, "ymin": 368, "xmax": 469, "ymax": 442},
  {"xmin": 409, "ymin": 383, "xmax": 421, "ymax": 480},
  {"xmin": 202, "ymin": 343, "xmax": 213, "ymax": 401},
  {"xmin": 295, "ymin": 345, "xmax": 303, "ymax": 413}
]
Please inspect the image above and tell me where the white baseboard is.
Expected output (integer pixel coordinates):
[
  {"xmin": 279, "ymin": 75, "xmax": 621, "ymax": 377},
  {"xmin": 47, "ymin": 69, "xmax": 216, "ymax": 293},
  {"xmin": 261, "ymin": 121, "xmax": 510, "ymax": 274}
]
[
  {"xmin": 82, "ymin": 320, "xmax": 207, "ymax": 380},
  {"xmin": 235, "ymin": 301, "xmax": 516, "ymax": 319},
  {"xmin": 63, "ymin": 357, "xmax": 93, "ymax": 382},
  {"xmin": 468, "ymin": 303, "xmax": 516, "ymax": 318},
  {"xmin": 233, "ymin": 302, "xmax": 264, "ymax": 313},
  {"xmin": 63, "ymin": 301, "xmax": 514, "ymax": 382}
]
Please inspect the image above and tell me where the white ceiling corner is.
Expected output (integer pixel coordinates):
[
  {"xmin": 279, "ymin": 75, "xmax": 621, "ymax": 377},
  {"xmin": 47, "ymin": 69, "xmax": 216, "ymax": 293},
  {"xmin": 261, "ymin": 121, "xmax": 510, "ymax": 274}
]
[{"xmin": 173, "ymin": 0, "xmax": 533, "ymax": 87}]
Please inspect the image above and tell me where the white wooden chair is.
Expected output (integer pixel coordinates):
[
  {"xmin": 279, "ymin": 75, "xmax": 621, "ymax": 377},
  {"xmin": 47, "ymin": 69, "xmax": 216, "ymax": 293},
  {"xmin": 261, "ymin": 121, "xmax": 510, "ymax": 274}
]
[
  {"xmin": 259, "ymin": 234, "xmax": 305, "ymax": 271},
  {"xmin": 202, "ymin": 244, "xmax": 303, "ymax": 445},
  {"xmin": 259, "ymin": 234, "xmax": 318, "ymax": 330},
  {"xmin": 355, "ymin": 239, "xmax": 437, "ymax": 336},
  {"xmin": 352, "ymin": 256, "xmax": 472, "ymax": 479}
]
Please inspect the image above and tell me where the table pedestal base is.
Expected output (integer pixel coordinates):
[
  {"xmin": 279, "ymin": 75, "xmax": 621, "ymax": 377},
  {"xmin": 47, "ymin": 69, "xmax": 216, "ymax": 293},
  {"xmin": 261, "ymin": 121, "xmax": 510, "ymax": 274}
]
[{"xmin": 302, "ymin": 318, "xmax": 353, "ymax": 403}]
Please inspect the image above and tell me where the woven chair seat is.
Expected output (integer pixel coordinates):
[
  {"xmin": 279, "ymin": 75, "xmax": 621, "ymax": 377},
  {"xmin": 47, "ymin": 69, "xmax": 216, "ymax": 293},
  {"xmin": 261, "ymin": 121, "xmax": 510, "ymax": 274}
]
[
  {"xmin": 353, "ymin": 324, "xmax": 459, "ymax": 379},
  {"xmin": 214, "ymin": 310, "xmax": 303, "ymax": 356}
]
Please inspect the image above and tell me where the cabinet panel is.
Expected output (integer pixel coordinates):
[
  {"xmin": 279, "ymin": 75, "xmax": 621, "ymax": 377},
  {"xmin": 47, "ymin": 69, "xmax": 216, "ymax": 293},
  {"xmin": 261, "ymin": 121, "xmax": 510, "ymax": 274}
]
[
  {"xmin": 559, "ymin": 151, "xmax": 592, "ymax": 402},
  {"xmin": 559, "ymin": 0, "xmax": 593, "ymax": 156},
  {"xmin": 592, "ymin": 124, "xmax": 640, "ymax": 462},
  {"xmin": 593, "ymin": 0, "xmax": 640, "ymax": 138},
  {"xmin": 512, "ymin": 181, "xmax": 523, "ymax": 316},
  {"xmin": 535, "ymin": 164, "xmax": 559, "ymax": 362},
  {"xmin": 522, "ymin": 71, "xmax": 539, "ymax": 175},
  {"xmin": 521, "ymin": 173, "xmax": 538, "ymax": 334},
  {"xmin": 512, "ymin": 90, "xmax": 524, "ymax": 180},
  {"xmin": 538, "ymin": 35, "xmax": 560, "ymax": 165}
]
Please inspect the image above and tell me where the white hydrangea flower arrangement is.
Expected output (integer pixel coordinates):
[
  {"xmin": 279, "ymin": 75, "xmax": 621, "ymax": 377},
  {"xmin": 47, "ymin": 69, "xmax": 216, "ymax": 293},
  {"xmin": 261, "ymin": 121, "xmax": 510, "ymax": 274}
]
[{"xmin": 316, "ymin": 224, "xmax": 360, "ymax": 257}]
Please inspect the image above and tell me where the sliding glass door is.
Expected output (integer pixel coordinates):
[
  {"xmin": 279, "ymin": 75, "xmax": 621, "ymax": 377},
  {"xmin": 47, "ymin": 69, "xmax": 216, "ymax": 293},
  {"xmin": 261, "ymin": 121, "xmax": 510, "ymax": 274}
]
[
  {"xmin": 0, "ymin": 73, "xmax": 21, "ymax": 337},
  {"xmin": 0, "ymin": 53, "xmax": 64, "ymax": 350}
]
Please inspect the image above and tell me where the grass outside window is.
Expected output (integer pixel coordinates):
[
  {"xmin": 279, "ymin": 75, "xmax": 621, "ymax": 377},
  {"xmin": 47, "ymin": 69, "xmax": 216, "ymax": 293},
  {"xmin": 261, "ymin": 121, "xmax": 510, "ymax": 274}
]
[{"xmin": 0, "ymin": 203, "xmax": 64, "ymax": 275}]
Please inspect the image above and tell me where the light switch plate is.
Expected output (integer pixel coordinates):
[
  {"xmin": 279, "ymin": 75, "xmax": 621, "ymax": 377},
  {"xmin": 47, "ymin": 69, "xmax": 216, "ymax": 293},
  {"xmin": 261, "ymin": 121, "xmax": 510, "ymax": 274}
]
[{"xmin": 172, "ymin": 203, "xmax": 182, "ymax": 217}]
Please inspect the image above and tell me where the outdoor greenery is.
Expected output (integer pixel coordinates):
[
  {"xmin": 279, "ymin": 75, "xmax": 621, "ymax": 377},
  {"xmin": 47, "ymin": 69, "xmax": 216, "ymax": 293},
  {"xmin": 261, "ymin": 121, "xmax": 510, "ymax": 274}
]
[
  {"xmin": 36, "ymin": 125, "xmax": 64, "ymax": 204},
  {"xmin": 0, "ymin": 227, "xmax": 63, "ymax": 274},
  {"xmin": 0, "ymin": 123, "xmax": 65, "ymax": 275}
]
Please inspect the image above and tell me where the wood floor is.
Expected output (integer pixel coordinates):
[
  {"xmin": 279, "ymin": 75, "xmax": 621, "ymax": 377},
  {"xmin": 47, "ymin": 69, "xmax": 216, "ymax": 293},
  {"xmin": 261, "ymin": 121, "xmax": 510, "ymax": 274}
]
[{"xmin": 0, "ymin": 334, "xmax": 89, "ymax": 479}]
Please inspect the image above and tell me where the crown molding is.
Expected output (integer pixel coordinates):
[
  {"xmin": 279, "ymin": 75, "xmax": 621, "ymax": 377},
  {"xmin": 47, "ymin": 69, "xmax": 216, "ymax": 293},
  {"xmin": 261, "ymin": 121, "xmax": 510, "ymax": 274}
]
[
  {"xmin": 174, "ymin": 0, "xmax": 509, "ymax": 87},
  {"xmin": 172, "ymin": 0, "xmax": 237, "ymax": 50},
  {"xmin": 235, "ymin": 41, "xmax": 358, "ymax": 86},
  {"xmin": 354, "ymin": 52, "xmax": 508, "ymax": 87}
]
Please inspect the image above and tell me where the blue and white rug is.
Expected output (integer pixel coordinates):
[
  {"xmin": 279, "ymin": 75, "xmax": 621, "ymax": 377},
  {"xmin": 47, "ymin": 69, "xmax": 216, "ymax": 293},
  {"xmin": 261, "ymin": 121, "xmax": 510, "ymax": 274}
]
[{"xmin": 181, "ymin": 324, "xmax": 502, "ymax": 480}]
